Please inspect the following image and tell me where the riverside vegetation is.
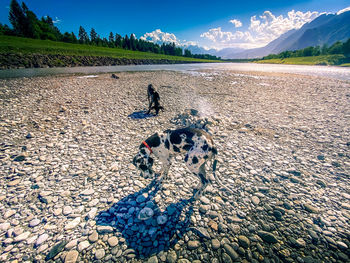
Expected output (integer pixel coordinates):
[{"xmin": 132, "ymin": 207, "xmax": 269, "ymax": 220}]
[{"xmin": 0, "ymin": 70, "xmax": 349, "ymax": 262}]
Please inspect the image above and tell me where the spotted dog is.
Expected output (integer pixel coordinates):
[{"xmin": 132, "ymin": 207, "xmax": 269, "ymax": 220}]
[
  {"xmin": 146, "ymin": 84, "xmax": 164, "ymax": 115},
  {"xmin": 133, "ymin": 127, "xmax": 231, "ymax": 199}
]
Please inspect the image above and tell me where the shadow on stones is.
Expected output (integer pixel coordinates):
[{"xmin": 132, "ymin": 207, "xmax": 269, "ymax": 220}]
[
  {"xmin": 95, "ymin": 180, "xmax": 195, "ymax": 259},
  {"xmin": 128, "ymin": 110, "xmax": 155, "ymax": 119}
]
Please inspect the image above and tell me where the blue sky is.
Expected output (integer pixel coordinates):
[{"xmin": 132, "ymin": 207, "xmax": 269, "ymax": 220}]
[{"xmin": 1, "ymin": 0, "xmax": 349, "ymax": 50}]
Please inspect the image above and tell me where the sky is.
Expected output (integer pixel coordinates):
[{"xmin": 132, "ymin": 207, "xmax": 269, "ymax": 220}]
[{"xmin": 1, "ymin": 0, "xmax": 350, "ymax": 50}]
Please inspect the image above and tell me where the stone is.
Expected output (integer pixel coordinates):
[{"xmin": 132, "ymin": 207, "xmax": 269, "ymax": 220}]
[
  {"xmin": 147, "ymin": 255, "xmax": 158, "ymax": 263},
  {"xmin": 212, "ymin": 239, "xmax": 221, "ymax": 250},
  {"xmin": 238, "ymin": 235, "xmax": 250, "ymax": 248},
  {"xmin": 138, "ymin": 207, "xmax": 154, "ymax": 220},
  {"xmin": 304, "ymin": 204, "xmax": 319, "ymax": 213},
  {"xmin": 78, "ymin": 240, "xmax": 90, "ymax": 252},
  {"xmin": 107, "ymin": 236, "xmax": 118, "ymax": 247},
  {"xmin": 167, "ymin": 250, "xmax": 177, "ymax": 263},
  {"xmin": 95, "ymin": 248, "xmax": 105, "ymax": 260},
  {"xmin": 35, "ymin": 233, "xmax": 49, "ymax": 246},
  {"xmin": 65, "ymin": 217, "xmax": 80, "ymax": 230},
  {"xmin": 223, "ymin": 243, "xmax": 239, "ymax": 261},
  {"xmin": 188, "ymin": 240, "xmax": 200, "ymax": 250},
  {"xmin": 258, "ymin": 231, "xmax": 278, "ymax": 244},
  {"xmin": 46, "ymin": 241, "xmax": 67, "ymax": 260},
  {"xmin": 29, "ymin": 218, "xmax": 41, "ymax": 227},
  {"xmin": 64, "ymin": 250, "xmax": 79, "ymax": 263},
  {"xmin": 88, "ymin": 231, "xmax": 98, "ymax": 242},
  {"xmin": 14, "ymin": 231, "xmax": 31, "ymax": 242}
]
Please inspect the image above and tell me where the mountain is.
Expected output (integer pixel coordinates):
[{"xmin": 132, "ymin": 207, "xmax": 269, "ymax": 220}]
[
  {"xmin": 221, "ymin": 10, "xmax": 350, "ymax": 59},
  {"xmin": 183, "ymin": 45, "xmax": 218, "ymax": 56}
]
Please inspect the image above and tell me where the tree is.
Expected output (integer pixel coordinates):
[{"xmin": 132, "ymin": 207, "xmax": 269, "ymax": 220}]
[
  {"xmin": 184, "ymin": 49, "xmax": 192, "ymax": 57},
  {"xmin": 342, "ymin": 38, "xmax": 350, "ymax": 57},
  {"xmin": 9, "ymin": 0, "xmax": 26, "ymax": 36},
  {"xmin": 115, "ymin": 33, "xmax": 122, "ymax": 48},
  {"xmin": 123, "ymin": 34, "xmax": 130, "ymax": 49},
  {"xmin": 108, "ymin": 32, "xmax": 114, "ymax": 47},
  {"xmin": 78, "ymin": 26, "xmax": 88, "ymax": 44},
  {"xmin": 90, "ymin": 28, "xmax": 97, "ymax": 44}
]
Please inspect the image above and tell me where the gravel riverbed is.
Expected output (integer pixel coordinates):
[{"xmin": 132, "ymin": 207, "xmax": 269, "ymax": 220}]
[{"xmin": 0, "ymin": 70, "xmax": 349, "ymax": 262}]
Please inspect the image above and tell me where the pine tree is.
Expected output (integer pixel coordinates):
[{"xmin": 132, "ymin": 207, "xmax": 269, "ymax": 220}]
[
  {"xmin": 78, "ymin": 26, "xmax": 88, "ymax": 44},
  {"xmin": 90, "ymin": 28, "xmax": 97, "ymax": 44},
  {"xmin": 9, "ymin": 0, "xmax": 26, "ymax": 36}
]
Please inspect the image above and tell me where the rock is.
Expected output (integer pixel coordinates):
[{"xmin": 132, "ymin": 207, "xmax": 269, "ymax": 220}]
[
  {"xmin": 35, "ymin": 233, "xmax": 49, "ymax": 246},
  {"xmin": 29, "ymin": 218, "xmax": 41, "ymax": 227},
  {"xmin": 46, "ymin": 241, "xmax": 67, "ymax": 260},
  {"xmin": 337, "ymin": 241, "xmax": 348, "ymax": 250},
  {"xmin": 78, "ymin": 240, "xmax": 90, "ymax": 252},
  {"xmin": 200, "ymin": 196, "xmax": 211, "ymax": 204},
  {"xmin": 97, "ymin": 226, "xmax": 113, "ymax": 234},
  {"xmin": 167, "ymin": 250, "xmax": 177, "ymax": 263},
  {"xmin": 304, "ymin": 204, "xmax": 319, "ymax": 213},
  {"xmin": 238, "ymin": 235, "xmax": 250, "ymax": 248},
  {"xmin": 64, "ymin": 250, "xmax": 79, "ymax": 263},
  {"xmin": 222, "ymin": 252, "xmax": 233, "ymax": 263},
  {"xmin": 223, "ymin": 243, "xmax": 239, "ymax": 261},
  {"xmin": 188, "ymin": 240, "xmax": 200, "ymax": 250},
  {"xmin": 157, "ymin": 215, "xmax": 167, "ymax": 225},
  {"xmin": 14, "ymin": 231, "xmax": 30, "ymax": 242},
  {"xmin": 212, "ymin": 239, "xmax": 221, "ymax": 250},
  {"xmin": 138, "ymin": 207, "xmax": 154, "ymax": 220},
  {"xmin": 295, "ymin": 238, "xmax": 306, "ymax": 247},
  {"xmin": 95, "ymin": 248, "xmax": 105, "ymax": 260},
  {"xmin": 208, "ymin": 220, "xmax": 218, "ymax": 231},
  {"xmin": 88, "ymin": 231, "xmax": 98, "ymax": 242},
  {"xmin": 258, "ymin": 231, "xmax": 278, "ymax": 243},
  {"xmin": 107, "ymin": 236, "xmax": 118, "ymax": 247},
  {"xmin": 65, "ymin": 217, "xmax": 80, "ymax": 230},
  {"xmin": 147, "ymin": 255, "xmax": 158, "ymax": 263},
  {"xmin": 251, "ymin": 196, "xmax": 260, "ymax": 205}
]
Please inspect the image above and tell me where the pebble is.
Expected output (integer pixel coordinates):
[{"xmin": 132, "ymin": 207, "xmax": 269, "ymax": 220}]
[
  {"xmin": 64, "ymin": 250, "xmax": 79, "ymax": 263},
  {"xmin": 0, "ymin": 71, "xmax": 348, "ymax": 263}
]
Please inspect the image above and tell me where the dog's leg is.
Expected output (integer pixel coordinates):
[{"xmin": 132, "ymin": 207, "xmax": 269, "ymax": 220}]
[
  {"xmin": 156, "ymin": 158, "xmax": 171, "ymax": 185},
  {"xmin": 193, "ymin": 164, "xmax": 209, "ymax": 199}
]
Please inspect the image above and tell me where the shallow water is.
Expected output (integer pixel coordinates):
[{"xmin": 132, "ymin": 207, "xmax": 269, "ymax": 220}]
[{"xmin": 0, "ymin": 63, "xmax": 350, "ymax": 80}]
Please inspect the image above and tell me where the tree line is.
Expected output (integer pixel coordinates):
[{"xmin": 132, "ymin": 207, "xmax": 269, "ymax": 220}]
[
  {"xmin": 262, "ymin": 39, "xmax": 350, "ymax": 60},
  {"xmin": 0, "ymin": 0, "xmax": 220, "ymax": 60}
]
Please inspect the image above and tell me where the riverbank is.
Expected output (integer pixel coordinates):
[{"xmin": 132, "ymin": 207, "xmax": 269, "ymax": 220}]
[
  {"xmin": 0, "ymin": 70, "xmax": 349, "ymax": 262},
  {"xmin": 0, "ymin": 35, "xmax": 217, "ymax": 69},
  {"xmin": 255, "ymin": 54, "xmax": 350, "ymax": 66},
  {"xmin": 0, "ymin": 52, "xmax": 201, "ymax": 69}
]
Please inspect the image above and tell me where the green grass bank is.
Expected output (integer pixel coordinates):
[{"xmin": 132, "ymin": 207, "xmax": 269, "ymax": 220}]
[
  {"xmin": 0, "ymin": 35, "xmax": 218, "ymax": 69},
  {"xmin": 255, "ymin": 54, "xmax": 350, "ymax": 66}
]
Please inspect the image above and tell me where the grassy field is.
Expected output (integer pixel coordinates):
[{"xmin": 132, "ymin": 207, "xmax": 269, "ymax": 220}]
[
  {"xmin": 255, "ymin": 54, "xmax": 349, "ymax": 66},
  {"xmin": 0, "ymin": 35, "xmax": 216, "ymax": 63}
]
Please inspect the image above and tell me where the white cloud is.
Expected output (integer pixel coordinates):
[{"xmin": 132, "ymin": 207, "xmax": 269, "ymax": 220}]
[
  {"xmin": 201, "ymin": 10, "xmax": 320, "ymax": 49},
  {"xmin": 337, "ymin": 6, "xmax": 350, "ymax": 15},
  {"xmin": 229, "ymin": 19, "xmax": 242, "ymax": 28},
  {"xmin": 140, "ymin": 29, "xmax": 181, "ymax": 45},
  {"xmin": 53, "ymin": 17, "xmax": 61, "ymax": 24},
  {"xmin": 140, "ymin": 29, "xmax": 202, "ymax": 48}
]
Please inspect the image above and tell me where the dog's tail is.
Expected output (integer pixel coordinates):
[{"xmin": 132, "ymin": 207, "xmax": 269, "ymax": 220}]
[{"xmin": 212, "ymin": 149, "xmax": 234, "ymax": 195}]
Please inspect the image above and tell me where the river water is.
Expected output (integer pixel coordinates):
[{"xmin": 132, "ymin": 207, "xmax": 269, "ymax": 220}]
[{"xmin": 0, "ymin": 63, "xmax": 350, "ymax": 81}]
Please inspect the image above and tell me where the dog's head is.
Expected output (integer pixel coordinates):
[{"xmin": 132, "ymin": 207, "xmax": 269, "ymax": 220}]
[{"xmin": 132, "ymin": 147, "xmax": 154, "ymax": 179}]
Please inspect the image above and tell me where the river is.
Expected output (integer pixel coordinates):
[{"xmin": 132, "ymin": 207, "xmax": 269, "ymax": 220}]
[{"xmin": 0, "ymin": 63, "xmax": 350, "ymax": 81}]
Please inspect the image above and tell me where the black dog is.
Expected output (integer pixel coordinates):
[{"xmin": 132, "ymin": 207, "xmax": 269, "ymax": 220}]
[{"xmin": 146, "ymin": 84, "xmax": 164, "ymax": 115}]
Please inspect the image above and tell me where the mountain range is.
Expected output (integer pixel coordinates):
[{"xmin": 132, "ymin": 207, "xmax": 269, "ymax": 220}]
[{"xmin": 189, "ymin": 10, "xmax": 350, "ymax": 59}]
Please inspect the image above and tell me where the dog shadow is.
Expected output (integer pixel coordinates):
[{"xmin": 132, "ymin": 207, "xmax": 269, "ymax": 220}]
[
  {"xmin": 128, "ymin": 110, "xmax": 155, "ymax": 119},
  {"xmin": 95, "ymin": 180, "xmax": 195, "ymax": 259}
]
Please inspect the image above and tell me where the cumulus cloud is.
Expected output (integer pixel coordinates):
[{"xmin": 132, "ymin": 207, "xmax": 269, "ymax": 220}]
[
  {"xmin": 140, "ymin": 29, "xmax": 201, "ymax": 48},
  {"xmin": 140, "ymin": 29, "xmax": 181, "ymax": 45},
  {"xmin": 201, "ymin": 10, "xmax": 320, "ymax": 49},
  {"xmin": 229, "ymin": 19, "xmax": 242, "ymax": 27},
  {"xmin": 53, "ymin": 17, "xmax": 61, "ymax": 24},
  {"xmin": 337, "ymin": 6, "xmax": 350, "ymax": 15}
]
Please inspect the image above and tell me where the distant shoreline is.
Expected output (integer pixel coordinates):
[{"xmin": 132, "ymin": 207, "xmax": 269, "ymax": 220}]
[{"xmin": 0, "ymin": 52, "xmax": 209, "ymax": 70}]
